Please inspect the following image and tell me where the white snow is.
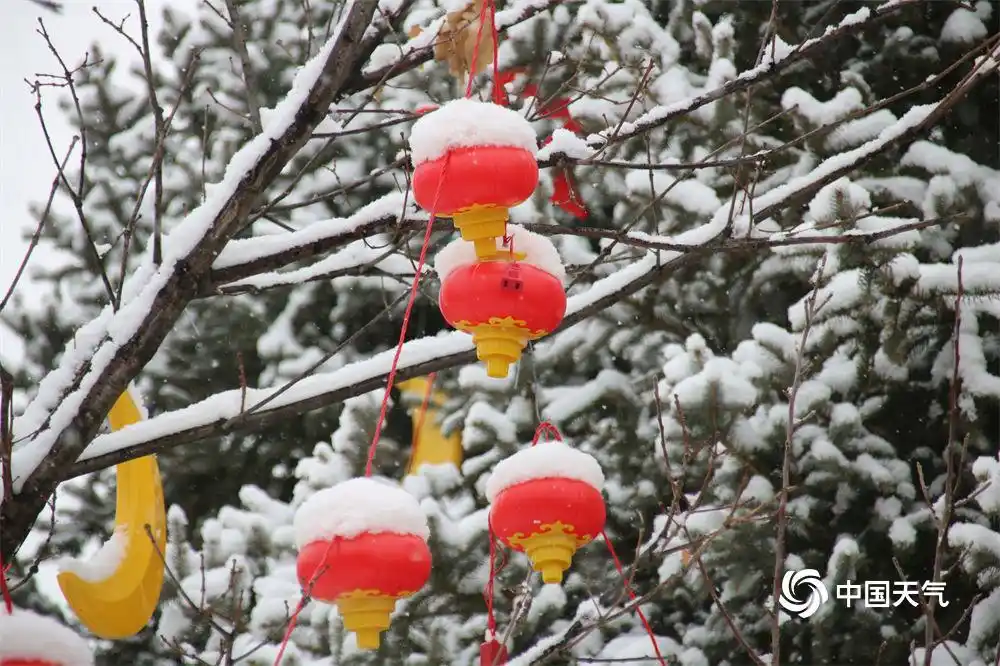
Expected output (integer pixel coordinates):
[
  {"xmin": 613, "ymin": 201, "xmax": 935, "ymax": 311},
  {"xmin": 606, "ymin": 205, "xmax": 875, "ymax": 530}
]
[
  {"xmin": 434, "ymin": 224, "xmax": 567, "ymax": 284},
  {"xmin": 537, "ymin": 129, "xmax": 592, "ymax": 161},
  {"xmin": 939, "ymin": 8, "xmax": 987, "ymax": 44},
  {"xmin": 58, "ymin": 526, "xmax": 129, "ymax": 582},
  {"xmin": 587, "ymin": 3, "xmax": 889, "ymax": 148},
  {"xmin": 0, "ymin": 608, "xmax": 94, "ymax": 666},
  {"xmin": 292, "ymin": 476, "xmax": 430, "ymax": 548},
  {"xmin": 484, "ymin": 440, "xmax": 605, "ymax": 502},
  {"xmin": 6, "ymin": 0, "xmax": 368, "ymax": 495},
  {"xmin": 408, "ymin": 98, "xmax": 538, "ymax": 166}
]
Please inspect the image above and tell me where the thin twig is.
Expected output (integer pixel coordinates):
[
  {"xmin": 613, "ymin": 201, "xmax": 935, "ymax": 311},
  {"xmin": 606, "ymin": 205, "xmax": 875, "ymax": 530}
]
[
  {"xmin": 223, "ymin": 0, "xmax": 263, "ymax": 132},
  {"xmin": 135, "ymin": 0, "xmax": 166, "ymax": 265},
  {"xmin": 32, "ymin": 21, "xmax": 117, "ymax": 307},
  {"xmin": 772, "ymin": 254, "xmax": 829, "ymax": 666},
  {"xmin": 923, "ymin": 256, "xmax": 965, "ymax": 666},
  {"xmin": 0, "ymin": 136, "xmax": 78, "ymax": 314}
]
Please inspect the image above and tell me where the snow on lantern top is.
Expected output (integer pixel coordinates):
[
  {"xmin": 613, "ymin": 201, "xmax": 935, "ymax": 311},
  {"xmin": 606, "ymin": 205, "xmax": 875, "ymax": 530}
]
[
  {"xmin": 408, "ymin": 99, "xmax": 538, "ymax": 166},
  {"xmin": 293, "ymin": 477, "xmax": 430, "ymax": 548},
  {"xmin": 0, "ymin": 608, "xmax": 95, "ymax": 666},
  {"xmin": 485, "ymin": 440, "xmax": 605, "ymax": 503},
  {"xmin": 434, "ymin": 224, "xmax": 567, "ymax": 284}
]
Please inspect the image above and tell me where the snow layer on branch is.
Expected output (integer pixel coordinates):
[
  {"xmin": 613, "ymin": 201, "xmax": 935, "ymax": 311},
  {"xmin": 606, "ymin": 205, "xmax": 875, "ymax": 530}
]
[
  {"xmin": 224, "ymin": 237, "xmax": 418, "ymax": 292},
  {"xmin": 0, "ymin": 608, "xmax": 94, "ymax": 666},
  {"xmin": 72, "ymin": 249, "xmax": 684, "ymax": 466},
  {"xmin": 408, "ymin": 98, "xmax": 538, "ymax": 165},
  {"xmin": 293, "ymin": 477, "xmax": 430, "ymax": 548},
  {"xmin": 213, "ymin": 191, "xmax": 415, "ymax": 270},
  {"xmin": 8, "ymin": 1, "xmax": 363, "ymax": 493},
  {"xmin": 58, "ymin": 526, "xmax": 129, "ymax": 582},
  {"xmin": 434, "ymin": 224, "xmax": 567, "ymax": 283},
  {"xmin": 537, "ymin": 128, "xmax": 592, "ymax": 161},
  {"xmin": 485, "ymin": 441, "xmax": 605, "ymax": 502}
]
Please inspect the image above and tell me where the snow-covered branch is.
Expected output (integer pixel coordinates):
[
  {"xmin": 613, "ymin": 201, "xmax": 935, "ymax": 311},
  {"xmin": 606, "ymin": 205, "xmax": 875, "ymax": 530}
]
[
  {"xmin": 585, "ymin": 0, "xmax": 922, "ymax": 150},
  {"xmin": 0, "ymin": 0, "xmax": 381, "ymax": 562},
  {"xmin": 65, "ymin": 248, "xmax": 698, "ymax": 478}
]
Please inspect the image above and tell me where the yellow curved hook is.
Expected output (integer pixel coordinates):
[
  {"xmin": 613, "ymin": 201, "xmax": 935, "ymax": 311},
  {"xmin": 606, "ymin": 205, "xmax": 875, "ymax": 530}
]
[{"xmin": 57, "ymin": 386, "xmax": 166, "ymax": 639}]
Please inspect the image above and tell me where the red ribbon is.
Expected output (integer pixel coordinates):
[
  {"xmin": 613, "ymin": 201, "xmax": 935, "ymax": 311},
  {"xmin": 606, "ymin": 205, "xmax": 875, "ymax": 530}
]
[
  {"xmin": 493, "ymin": 70, "xmax": 590, "ymax": 219},
  {"xmin": 480, "ymin": 638, "xmax": 509, "ymax": 665}
]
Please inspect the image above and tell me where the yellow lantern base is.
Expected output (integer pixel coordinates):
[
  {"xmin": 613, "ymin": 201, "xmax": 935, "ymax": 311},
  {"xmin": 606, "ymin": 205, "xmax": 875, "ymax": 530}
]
[
  {"xmin": 452, "ymin": 204, "xmax": 509, "ymax": 260},
  {"xmin": 337, "ymin": 590, "xmax": 401, "ymax": 650},
  {"xmin": 456, "ymin": 316, "xmax": 543, "ymax": 378},
  {"xmin": 506, "ymin": 521, "xmax": 594, "ymax": 585}
]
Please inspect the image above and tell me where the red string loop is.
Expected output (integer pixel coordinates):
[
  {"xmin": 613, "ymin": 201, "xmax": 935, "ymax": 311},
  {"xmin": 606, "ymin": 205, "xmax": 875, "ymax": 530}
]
[{"xmin": 531, "ymin": 421, "xmax": 563, "ymax": 446}]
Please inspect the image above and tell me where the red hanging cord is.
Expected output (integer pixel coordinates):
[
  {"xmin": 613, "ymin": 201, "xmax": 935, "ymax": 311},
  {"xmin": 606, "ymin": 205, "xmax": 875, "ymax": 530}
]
[
  {"xmin": 601, "ymin": 530, "xmax": 667, "ymax": 665},
  {"xmin": 481, "ymin": 523, "xmax": 509, "ymax": 666},
  {"xmin": 528, "ymin": 421, "xmax": 665, "ymax": 664},
  {"xmin": 1, "ymin": 561, "xmax": 13, "ymax": 614},
  {"xmin": 487, "ymin": 0, "xmax": 501, "ymax": 105},
  {"xmin": 464, "ymin": 0, "xmax": 501, "ymax": 101},
  {"xmin": 363, "ymin": 155, "xmax": 451, "ymax": 478},
  {"xmin": 277, "ymin": 3, "xmax": 500, "ymax": 662},
  {"xmin": 485, "ymin": 526, "xmax": 498, "ymax": 634},
  {"xmin": 273, "ymin": 161, "xmax": 454, "ymax": 666}
]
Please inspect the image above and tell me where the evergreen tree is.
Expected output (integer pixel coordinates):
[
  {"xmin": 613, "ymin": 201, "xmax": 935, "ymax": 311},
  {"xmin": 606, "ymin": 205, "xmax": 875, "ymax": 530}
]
[{"xmin": 2, "ymin": 0, "xmax": 998, "ymax": 664}]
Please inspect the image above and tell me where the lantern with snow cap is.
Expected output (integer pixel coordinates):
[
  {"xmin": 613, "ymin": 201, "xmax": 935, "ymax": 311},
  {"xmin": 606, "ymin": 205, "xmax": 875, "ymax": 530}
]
[
  {"xmin": 409, "ymin": 99, "xmax": 539, "ymax": 260},
  {"xmin": 0, "ymin": 608, "xmax": 95, "ymax": 666},
  {"xmin": 293, "ymin": 477, "xmax": 432, "ymax": 650},
  {"xmin": 436, "ymin": 225, "xmax": 567, "ymax": 379},
  {"xmin": 486, "ymin": 425, "xmax": 606, "ymax": 584}
]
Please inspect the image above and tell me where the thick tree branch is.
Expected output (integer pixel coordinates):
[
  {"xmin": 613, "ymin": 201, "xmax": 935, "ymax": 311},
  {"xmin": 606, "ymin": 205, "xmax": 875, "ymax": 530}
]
[
  {"xmin": 0, "ymin": 0, "xmax": 381, "ymax": 563},
  {"xmin": 67, "ymin": 249, "xmax": 702, "ymax": 478}
]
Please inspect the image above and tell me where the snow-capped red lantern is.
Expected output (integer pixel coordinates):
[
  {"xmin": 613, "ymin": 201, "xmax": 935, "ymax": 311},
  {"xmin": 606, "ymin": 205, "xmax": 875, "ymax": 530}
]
[
  {"xmin": 0, "ymin": 608, "xmax": 95, "ymax": 666},
  {"xmin": 293, "ymin": 477, "xmax": 432, "ymax": 650},
  {"xmin": 435, "ymin": 225, "xmax": 566, "ymax": 379},
  {"xmin": 409, "ymin": 99, "xmax": 539, "ymax": 260},
  {"xmin": 486, "ymin": 433, "xmax": 606, "ymax": 584}
]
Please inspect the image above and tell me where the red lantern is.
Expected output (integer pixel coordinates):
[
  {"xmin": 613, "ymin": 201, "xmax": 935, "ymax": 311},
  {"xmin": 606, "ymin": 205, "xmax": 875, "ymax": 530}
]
[
  {"xmin": 294, "ymin": 479, "xmax": 432, "ymax": 650},
  {"xmin": 0, "ymin": 609, "xmax": 94, "ymax": 666},
  {"xmin": 439, "ymin": 260, "xmax": 566, "ymax": 378},
  {"xmin": 487, "ymin": 441, "xmax": 606, "ymax": 584},
  {"xmin": 410, "ymin": 100, "xmax": 539, "ymax": 260}
]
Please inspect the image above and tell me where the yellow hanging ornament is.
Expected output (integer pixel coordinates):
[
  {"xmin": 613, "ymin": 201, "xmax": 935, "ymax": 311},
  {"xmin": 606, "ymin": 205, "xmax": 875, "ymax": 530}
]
[
  {"xmin": 57, "ymin": 386, "xmax": 167, "ymax": 639},
  {"xmin": 398, "ymin": 376, "xmax": 463, "ymax": 474}
]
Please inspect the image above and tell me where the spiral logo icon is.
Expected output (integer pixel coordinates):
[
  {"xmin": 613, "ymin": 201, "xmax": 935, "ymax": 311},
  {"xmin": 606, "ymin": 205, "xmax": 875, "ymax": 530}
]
[{"xmin": 778, "ymin": 569, "xmax": 829, "ymax": 619}]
